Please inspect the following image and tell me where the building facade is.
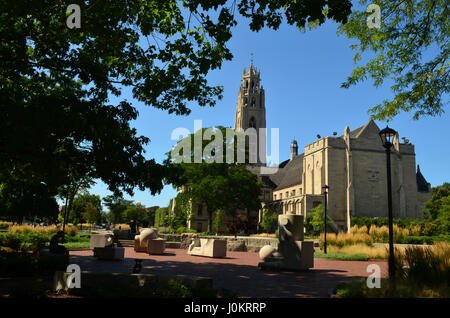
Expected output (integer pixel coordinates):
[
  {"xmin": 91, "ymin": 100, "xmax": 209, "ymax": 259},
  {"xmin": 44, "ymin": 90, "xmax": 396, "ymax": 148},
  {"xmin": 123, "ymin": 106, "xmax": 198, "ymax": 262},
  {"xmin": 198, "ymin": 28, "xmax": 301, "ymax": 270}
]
[{"xmin": 184, "ymin": 62, "xmax": 431, "ymax": 233}]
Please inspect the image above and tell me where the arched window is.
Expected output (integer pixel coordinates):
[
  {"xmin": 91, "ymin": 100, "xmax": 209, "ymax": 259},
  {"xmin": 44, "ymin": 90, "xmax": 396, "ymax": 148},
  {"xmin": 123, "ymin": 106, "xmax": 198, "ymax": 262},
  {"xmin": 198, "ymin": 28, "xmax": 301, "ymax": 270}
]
[
  {"xmin": 249, "ymin": 117, "xmax": 256, "ymax": 129},
  {"xmin": 245, "ymin": 80, "xmax": 248, "ymax": 88},
  {"xmin": 251, "ymin": 98, "xmax": 256, "ymax": 108},
  {"xmin": 244, "ymin": 97, "xmax": 247, "ymax": 105},
  {"xmin": 251, "ymin": 81, "xmax": 254, "ymax": 93}
]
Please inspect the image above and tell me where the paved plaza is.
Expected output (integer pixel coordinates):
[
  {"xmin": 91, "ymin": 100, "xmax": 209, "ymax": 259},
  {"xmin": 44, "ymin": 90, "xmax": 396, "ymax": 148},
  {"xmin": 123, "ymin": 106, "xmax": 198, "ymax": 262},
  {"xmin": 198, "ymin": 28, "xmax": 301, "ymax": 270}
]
[{"xmin": 69, "ymin": 248, "xmax": 388, "ymax": 298}]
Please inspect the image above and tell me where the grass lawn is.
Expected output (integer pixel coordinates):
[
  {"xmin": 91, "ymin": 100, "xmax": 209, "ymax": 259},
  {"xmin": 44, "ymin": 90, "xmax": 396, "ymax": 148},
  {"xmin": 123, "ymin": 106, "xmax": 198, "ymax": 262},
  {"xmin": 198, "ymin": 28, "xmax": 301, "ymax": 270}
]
[
  {"xmin": 63, "ymin": 241, "xmax": 90, "ymax": 249},
  {"xmin": 314, "ymin": 252, "xmax": 369, "ymax": 261}
]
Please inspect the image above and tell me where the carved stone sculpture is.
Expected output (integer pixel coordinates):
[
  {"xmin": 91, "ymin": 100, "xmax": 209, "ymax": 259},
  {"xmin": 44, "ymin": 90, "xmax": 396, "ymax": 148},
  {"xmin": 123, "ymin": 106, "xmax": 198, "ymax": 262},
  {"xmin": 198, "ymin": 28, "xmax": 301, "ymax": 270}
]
[
  {"xmin": 187, "ymin": 238, "xmax": 227, "ymax": 258},
  {"xmin": 258, "ymin": 214, "xmax": 314, "ymax": 271},
  {"xmin": 134, "ymin": 228, "xmax": 158, "ymax": 252}
]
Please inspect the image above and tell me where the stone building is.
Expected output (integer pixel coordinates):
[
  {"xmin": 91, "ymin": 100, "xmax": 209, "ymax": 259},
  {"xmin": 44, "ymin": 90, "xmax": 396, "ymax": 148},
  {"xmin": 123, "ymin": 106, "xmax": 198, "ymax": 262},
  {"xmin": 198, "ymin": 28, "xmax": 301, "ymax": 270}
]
[
  {"xmin": 256, "ymin": 119, "xmax": 431, "ymax": 231},
  {"xmin": 184, "ymin": 62, "xmax": 431, "ymax": 233}
]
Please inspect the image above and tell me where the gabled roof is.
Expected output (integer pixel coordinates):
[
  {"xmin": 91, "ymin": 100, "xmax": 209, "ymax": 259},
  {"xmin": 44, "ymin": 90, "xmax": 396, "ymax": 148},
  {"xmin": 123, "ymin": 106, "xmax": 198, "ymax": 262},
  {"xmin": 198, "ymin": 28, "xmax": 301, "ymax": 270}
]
[
  {"xmin": 246, "ymin": 154, "xmax": 304, "ymax": 191},
  {"xmin": 416, "ymin": 165, "xmax": 430, "ymax": 192},
  {"xmin": 274, "ymin": 154, "xmax": 303, "ymax": 190}
]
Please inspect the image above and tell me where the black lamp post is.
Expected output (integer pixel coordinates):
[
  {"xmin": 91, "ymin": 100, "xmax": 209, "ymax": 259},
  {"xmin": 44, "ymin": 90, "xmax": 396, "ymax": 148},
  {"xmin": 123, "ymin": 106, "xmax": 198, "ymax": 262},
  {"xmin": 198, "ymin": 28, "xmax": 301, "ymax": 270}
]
[
  {"xmin": 322, "ymin": 185, "xmax": 329, "ymax": 254},
  {"xmin": 379, "ymin": 126, "xmax": 397, "ymax": 281}
]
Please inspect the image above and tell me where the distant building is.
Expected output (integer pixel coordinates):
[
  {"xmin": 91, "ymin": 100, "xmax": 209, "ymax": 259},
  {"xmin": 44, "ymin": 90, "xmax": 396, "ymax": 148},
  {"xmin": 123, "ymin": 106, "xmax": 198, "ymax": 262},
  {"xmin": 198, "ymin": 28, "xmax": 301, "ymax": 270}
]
[{"xmin": 184, "ymin": 62, "xmax": 431, "ymax": 233}]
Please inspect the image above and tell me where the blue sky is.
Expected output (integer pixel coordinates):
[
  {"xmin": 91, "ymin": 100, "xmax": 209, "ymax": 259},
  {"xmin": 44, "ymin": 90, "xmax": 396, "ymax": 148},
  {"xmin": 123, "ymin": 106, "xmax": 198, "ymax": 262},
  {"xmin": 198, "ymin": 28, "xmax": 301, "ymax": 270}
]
[{"xmin": 89, "ymin": 12, "xmax": 449, "ymax": 210}]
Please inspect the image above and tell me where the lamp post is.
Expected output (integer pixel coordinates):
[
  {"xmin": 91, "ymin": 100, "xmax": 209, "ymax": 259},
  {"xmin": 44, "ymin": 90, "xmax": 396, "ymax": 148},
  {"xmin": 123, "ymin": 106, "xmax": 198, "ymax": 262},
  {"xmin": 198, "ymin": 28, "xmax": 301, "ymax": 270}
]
[
  {"xmin": 322, "ymin": 185, "xmax": 329, "ymax": 254},
  {"xmin": 379, "ymin": 126, "xmax": 397, "ymax": 281}
]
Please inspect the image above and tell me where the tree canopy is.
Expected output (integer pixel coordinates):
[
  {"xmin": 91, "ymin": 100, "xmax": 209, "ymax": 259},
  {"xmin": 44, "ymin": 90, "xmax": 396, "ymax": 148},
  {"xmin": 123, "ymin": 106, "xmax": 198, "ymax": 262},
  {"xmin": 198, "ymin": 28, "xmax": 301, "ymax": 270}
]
[
  {"xmin": 167, "ymin": 126, "xmax": 263, "ymax": 232},
  {"xmin": 338, "ymin": 0, "xmax": 449, "ymax": 120},
  {"xmin": 0, "ymin": 0, "xmax": 352, "ymax": 203}
]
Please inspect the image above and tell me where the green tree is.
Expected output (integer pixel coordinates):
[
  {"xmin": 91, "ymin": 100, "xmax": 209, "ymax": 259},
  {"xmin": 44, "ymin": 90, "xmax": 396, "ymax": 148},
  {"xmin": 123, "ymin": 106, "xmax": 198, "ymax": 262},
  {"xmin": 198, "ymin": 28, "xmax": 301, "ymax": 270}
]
[
  {"xmin": 213, "ymin": 209, "xmax": 223, "ymax": 234},
  {"xmin": 155, "ymin": 207, "xmax": 169, "ymax": 228},
  {"xmin": 167, "ymin": 127, "xmax": 263, "ymax": 233},
  {"xmin": 0, "ymin": 181, "xmax": 58, "ymax": 223},
  {"xmin": 65, "ymin": 191, "xmax": 102, "ymax": 225},
  {"xmin": 338, "ymin": 0, "xmax": 449, "ymax": 120},
  {"xmin": 423, "ymin": 182, "xmax": 450, "ymax": 235},
  {"xmin": 261, "ymin": 208, "xmax": 278, "ymax": 233},
  {"xmin": 122, "ymin": 203, "xmax": 148, "ymax": 223},
  {"xmin": 306, "ymin": 204, "xmax": 334, "ymax": 233},
  {"xmin": 82, "ymin": 202, "xmax": 102, "ymax": 225},
  {"xmin": 102, "ymin": 195, "xmax": 133, "ymax": 224},
  {"xmin": 1, "ymin": 1, "xmax": 352, "ymax": 208}
]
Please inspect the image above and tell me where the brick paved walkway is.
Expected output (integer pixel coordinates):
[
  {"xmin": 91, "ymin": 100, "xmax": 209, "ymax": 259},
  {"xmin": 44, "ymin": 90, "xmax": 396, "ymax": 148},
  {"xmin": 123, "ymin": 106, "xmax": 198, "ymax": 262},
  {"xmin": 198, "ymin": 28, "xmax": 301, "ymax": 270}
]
[{"xmin": 69, "ymin": 248, "xmax": 388, "ymax": 298}]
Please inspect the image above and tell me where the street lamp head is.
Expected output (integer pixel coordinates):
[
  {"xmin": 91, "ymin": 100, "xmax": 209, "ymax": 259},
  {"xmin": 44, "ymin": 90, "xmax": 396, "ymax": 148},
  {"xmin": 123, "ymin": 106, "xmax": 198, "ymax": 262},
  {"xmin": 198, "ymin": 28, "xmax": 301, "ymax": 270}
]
[
  {"xmin": 322, "ymin": 185, "xmax": 329, "ymax": 194},
  {"xmin": 379, "ymin": 126, "xmax": 397, "ymax": 149}
]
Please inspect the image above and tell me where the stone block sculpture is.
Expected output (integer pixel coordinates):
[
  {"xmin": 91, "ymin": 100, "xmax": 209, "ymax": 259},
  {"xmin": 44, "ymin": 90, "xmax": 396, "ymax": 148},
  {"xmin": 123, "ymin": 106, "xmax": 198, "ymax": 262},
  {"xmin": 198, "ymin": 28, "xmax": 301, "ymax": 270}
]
[
  {"xmin": 90, "ymin": 233, "xmax": 114, "ymax": 250},
  {"xmin": 147, "ymin": 238, "xmax": 166, "ymax": 255},
  {"xmin": 134, "ymin": 228, "xmax": 158, "ymax": 252},
  {"xmin": 258, "ymin": 214, "xmax": 314, "ymax": 271},
  {"xmin": 187, "ymin": 238, "xmax": 227, "ymax": 258}
]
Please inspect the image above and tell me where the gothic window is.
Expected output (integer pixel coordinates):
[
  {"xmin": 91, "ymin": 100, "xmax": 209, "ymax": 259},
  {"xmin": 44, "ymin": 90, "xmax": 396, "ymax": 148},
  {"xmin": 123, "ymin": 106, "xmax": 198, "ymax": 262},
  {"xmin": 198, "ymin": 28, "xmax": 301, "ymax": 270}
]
[
  {"xmin": 244, "ymin": 97, "xmax": 247, "ymax": 105},
  {"xmin": 245, "ymin": 80, "xmax": 248, "ymax": 88},
  {"xmin": 249, "ymin": 117, "xmax": 256, "ymax": 129},
  {"xmin": 274, "ymin": 194, "xmax": 277, "ymax": 200},
  {"xmin": 251, "ymin": 98, "xmax": 256, "ymax": 108},
  {"xmin": 197, "ymin": 204, "xmax": 203, "ymax": 217},
  {"xmin": 251, "ymin": 81, "xmax": 254, "ymax": 93}
]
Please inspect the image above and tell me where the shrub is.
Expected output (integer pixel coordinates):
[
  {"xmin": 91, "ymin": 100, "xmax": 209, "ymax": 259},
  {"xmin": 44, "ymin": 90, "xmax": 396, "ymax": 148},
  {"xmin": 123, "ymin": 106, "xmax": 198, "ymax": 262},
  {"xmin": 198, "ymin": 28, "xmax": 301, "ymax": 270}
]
[
  {"xmin": 395, "ymin": 242, "xmax": 450, "ymax": 287},
  {"xmin": 0, "ymin": 233, "xmax": 24, "ymax": 251},
  {"xmin": 320, "ymin": 232, "xmax": 373, "ymax": 248},
  {"xmin": 176, "ymin": 226, "xmax": 196, "ymax": 234},
  {"xmin": 114, "ymin": 224, "xmax": 130, "ymax": 230},
  {"xmin": 399, "ymin": 236, "xmax": 434, "ymax": 245}
]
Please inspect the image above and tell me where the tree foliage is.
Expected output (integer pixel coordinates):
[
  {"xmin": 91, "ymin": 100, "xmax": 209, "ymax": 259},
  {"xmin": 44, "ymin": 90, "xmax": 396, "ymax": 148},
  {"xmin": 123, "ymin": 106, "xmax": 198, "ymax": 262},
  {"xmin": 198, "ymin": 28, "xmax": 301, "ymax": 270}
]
[
  {"xmin": 122, "ymin": 203, "xmax": 148, "ymax": 223},
  {"xmin": 305, "ymin": 204, "xmax": 334, "ymax": 233},
  {"xmin": 167, "ymin": 126, "xmax": 263, "ymax": 232},
  {"xmin": 65, "ymin": 191, "xmax": 102, "ymax": 224},
  {"xmin": 102, "ymin": 195, "xmax": 133, "ymax": 224},
  {"xmin": 260, "ymin": 208, "xmax": 277, "ymax": 233},
  {"xmin": 0, "ymin": 0, "xmax": 352, "ymax": 202},
  {"xmin": 338, "ymin": 0, "xmax": 449, "ymax": 120},
  {"xmin": 423, "ymin": 182, "xmax": 450, "ymax": 235}
]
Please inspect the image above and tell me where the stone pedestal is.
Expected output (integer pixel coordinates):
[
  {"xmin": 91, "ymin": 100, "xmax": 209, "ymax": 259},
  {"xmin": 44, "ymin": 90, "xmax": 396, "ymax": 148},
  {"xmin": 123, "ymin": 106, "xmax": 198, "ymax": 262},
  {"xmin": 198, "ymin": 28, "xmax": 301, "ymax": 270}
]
[
  {"xmin": 147, "ymin": 238, "xmax": 166, "ymax": 255},
  {"xmin": 258, "ymin": 214, "xmax": 314, "ymax": 271}
]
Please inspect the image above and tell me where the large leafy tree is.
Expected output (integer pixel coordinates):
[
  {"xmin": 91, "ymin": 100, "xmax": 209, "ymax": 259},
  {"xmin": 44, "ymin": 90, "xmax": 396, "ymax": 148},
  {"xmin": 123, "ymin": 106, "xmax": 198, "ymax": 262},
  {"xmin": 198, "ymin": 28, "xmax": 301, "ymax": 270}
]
[
  {"xmin": 167, "ymin": 126, "xmax": 263, "ymax": 232},
  {"xmin": 65, "ymin": 190, "xmax": 102, "ymax": 224},
  {"xmin": 423, "ymin": 182, "xmax": 450, "ymax": 235},
  {"xmin": 0, "ymin": 181, "xmax": 59, "ymax": 223},
  {"xmin": 122, "ymin": 203, "xmax": 148, "ymax": 223},
  {"xmin": 0, "ymin": 0, "xmax": 352, "ymax": 201},
  {"xmin": 338, "ymin": 0, "xmax": 449, "ymax": 120},
  {"xmin": 102, "ymin": 194, "xmax": 134, "ymax": 224}
]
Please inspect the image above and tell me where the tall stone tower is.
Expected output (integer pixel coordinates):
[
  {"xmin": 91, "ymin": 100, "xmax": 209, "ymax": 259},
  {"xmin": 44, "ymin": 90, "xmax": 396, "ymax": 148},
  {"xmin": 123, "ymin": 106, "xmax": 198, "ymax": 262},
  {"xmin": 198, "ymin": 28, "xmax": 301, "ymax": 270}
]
[{"xmin": 234, "ymin": 61, "xmax": 266, "ymax": 165}]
